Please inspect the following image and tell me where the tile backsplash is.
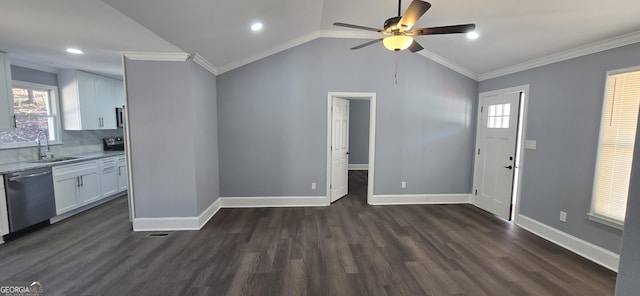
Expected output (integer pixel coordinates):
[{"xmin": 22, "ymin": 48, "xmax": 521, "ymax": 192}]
[{"xmin": 0, "ymin": 129, "xmax": 123, "ymax": 165}]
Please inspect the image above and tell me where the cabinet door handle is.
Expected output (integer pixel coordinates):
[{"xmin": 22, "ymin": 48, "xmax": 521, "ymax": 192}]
[
  {"xmin": 77, "ymin": 176, "xmax": 81, "ymax": 187},
  {"xmin": 12, "ymin": 114, "xmax": 16, "ymax": 128},
  {"xmin": 80, "ymin": 175, "xmax": 84, "ymax": 187},
  {"xmin": 118, "ymin": 167, "xmax": 121, "ymax": 176}
]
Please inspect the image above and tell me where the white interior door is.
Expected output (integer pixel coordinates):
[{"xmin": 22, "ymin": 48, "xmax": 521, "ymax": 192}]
[
  {"xmin": 331, "ymin": 98, "xmax": 349, "ymax": 202},
  {"xmin": 473, "ymin": 92, "xmax": 521, "ymax": 220}
]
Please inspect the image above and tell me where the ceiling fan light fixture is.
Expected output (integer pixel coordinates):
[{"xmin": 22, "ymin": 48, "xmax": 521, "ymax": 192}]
[
  {"xmin": 383, "ymin": 35, "xmax": 413, "ymax": 51},
  {"xmin": 466, "ymin": 31, "xmax": 479, "ymax": 40}
]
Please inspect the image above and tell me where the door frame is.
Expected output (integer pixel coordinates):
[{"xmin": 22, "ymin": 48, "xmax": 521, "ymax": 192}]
[
  {"xmin": 472, "ymin": 85, "xmax": 529, "ymax": 222},
  {"xmin": 326, "ymin": 92, "xmax": 377, "ymax": 205}
]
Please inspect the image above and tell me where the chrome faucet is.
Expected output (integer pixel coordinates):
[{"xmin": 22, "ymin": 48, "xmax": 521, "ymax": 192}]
[{"xmin": 35, "ymin": 130, "xmax": 49, "ymax": 160}]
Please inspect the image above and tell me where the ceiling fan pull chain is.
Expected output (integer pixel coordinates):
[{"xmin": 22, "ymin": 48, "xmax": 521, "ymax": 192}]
[{"xmin": 395, "ymin": 54, "xmax": 399, "ymax": 85}]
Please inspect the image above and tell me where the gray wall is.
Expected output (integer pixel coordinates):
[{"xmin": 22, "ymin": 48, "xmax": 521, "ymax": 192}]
[
  {"xmin": 11, "ymin": 65, "xmax": 58, "ymax": 86},
  {"xmin": 124, "ymin": 58, "xmax": 220, "ymax": 218},
  {"xmin": 189, "ymin": 62, "xmax": 221, "ymax": 214},
  {"xmin": 479, "ymin": 42, "xmax": 640, "ymax": 253},
  {"xmin": 0, "ymin": 65, "xmax": 122, "ymax": 165},
  {"xmin": 348, "ymin": 99, "xmax": 369, "ymax": 165},
  {"xmin": 615, "ymin": 113, "xmax": 640, "ymax": 295},
  {"xmin": 217, "ymin": 37, "xmax": 477, "ymax": 197}
]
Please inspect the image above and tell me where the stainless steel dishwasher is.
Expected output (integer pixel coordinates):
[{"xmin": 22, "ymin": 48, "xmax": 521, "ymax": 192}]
[{"xmin": 5, "ymin": 167, "xmax": 56, "ymax": 232}]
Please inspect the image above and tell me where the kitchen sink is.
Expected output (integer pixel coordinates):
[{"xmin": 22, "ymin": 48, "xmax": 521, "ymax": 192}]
[{"xmin": 28, "ymin": 156, "xmax": 82, "ymax": 163}]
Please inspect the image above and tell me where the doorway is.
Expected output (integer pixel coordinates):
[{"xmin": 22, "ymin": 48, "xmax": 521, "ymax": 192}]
[
  {"xmin": 473, "ymin": 85, "xmax": 528, "ymax": 221},
  {"xmin": 326, "ymin": 92, "xmax": 376, "ymax": 205}
]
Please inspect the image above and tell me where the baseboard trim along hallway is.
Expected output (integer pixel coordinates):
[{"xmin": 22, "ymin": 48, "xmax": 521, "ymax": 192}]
[
  {"xmin": 516, "ymin": 214, "xmax": 620, "ymax": 272},
  {"xmin": 220, "ymin": 196, "xmax": 329, "ymax": 208},
  {"xmin": 369, "ymin": 194, "xmax": 472, "ymax": 205}
]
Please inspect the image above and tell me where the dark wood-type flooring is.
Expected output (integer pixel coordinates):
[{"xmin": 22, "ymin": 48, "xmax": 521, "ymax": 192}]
[{"xmin": 0, "ymin": 171, "xmax": 616, "ymax": 295}]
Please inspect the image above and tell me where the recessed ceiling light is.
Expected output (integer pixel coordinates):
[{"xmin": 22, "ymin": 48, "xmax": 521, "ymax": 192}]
[
  {"xmin": 466, "ymin": 31, "xmax": 479, "ymax": 40},
  {"xmin": 251, "ymin": 22, "xmax": 263, "ymax": 32},
  {"xmin": 66, "ymin": 48, "xmax": 84, "ymax": 54}
]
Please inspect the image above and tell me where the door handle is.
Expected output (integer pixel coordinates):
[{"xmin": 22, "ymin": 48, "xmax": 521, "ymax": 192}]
[
  {"xmin": 504, "ymin": 165, "xmax": 513, "ymax": 170},
  {"xmin": 346, "ymin": 152, "xmax": 350, "ymax": 155}
]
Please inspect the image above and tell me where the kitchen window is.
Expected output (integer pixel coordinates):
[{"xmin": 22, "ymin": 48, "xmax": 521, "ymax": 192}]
[
  {"xmin": 0, "ymin": 81, "xmax": 62, "ymax": 149},
  {"xmin": 589, "ymin": 68, "xmax": 640, "ymax": 229}
]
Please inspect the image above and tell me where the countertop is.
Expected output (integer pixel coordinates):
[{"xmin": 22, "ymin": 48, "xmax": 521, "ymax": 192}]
[{"xmin": 0, "ymin": 151, "xmax": 125, "ymax": 174}]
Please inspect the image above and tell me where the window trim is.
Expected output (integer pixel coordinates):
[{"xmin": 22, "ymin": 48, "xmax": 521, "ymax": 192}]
[
  {"xmin": 588, "ymin": 65, "xmax": 640, "ymax": 230},
  {"xmin": 0, "ymin": 81, "xmax": 62, "ymax": 149}
]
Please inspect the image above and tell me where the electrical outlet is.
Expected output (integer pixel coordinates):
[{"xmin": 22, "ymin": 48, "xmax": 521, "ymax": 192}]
[
  {"xmin": 560, "ymin": 211, "xmax": 567, "ymax": 222},
  {"xmin": 401, "ymin": 181, "xmax": 406, "ymax": 189},
  {"xmin": 311, "ymin": 182, "xmax": 316, "ymax": 190}
]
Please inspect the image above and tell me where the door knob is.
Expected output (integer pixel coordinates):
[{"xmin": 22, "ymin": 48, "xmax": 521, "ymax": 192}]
[
  {"xmin": 346, "ymin": 152, "xmax": 350, "ymax": 155},
  {"xmin": 504, "ymin": 165, "xmax": 513, "ymax": 170}
]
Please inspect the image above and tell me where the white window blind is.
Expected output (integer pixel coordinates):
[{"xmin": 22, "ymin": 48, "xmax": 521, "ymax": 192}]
[{"xmin": 591, "ymin": 70, "xmax": 640, "ymax": 225}]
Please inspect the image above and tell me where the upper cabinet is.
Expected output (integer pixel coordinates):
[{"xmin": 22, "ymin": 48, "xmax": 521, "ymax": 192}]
[
  {"xmin": 58, "ymin": 69, "xmax": 124, "ymax": 130},
  {"xmin": 0, "ymin": 53, "xmax": 15, "ymax": 132}
]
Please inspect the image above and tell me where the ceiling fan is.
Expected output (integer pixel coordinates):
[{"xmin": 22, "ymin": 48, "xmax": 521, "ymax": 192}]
[{"xmin": 333, "ymin": 0, "xmax": 476, "ymax": 52}]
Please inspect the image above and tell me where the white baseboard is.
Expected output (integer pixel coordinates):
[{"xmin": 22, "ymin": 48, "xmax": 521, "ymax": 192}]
[
  {"xmin": 198, "ymin": 198, "xmax": 222, "ymax": 228},
  {"xmin": 516, "ymin": 214, "xmax": 620, "ymax": 272},
  {"xmin": 348, "ymin": 164, "xmax": 369, "ymax": 170},
  {"xmin": 369, "ymin": 194, "xmax": 471, "ymax": 205},
  {"xmin": 133, "ymin": 198, "xmax": 221, "ymax": 232},
  {"xmin": 221, "ymin": 196, "xmax": 328, "ymax": 208},
  {"xmin": 133, "ymin": 216, "xmax": 200, "ymax": 232},
  {"xmin": 131, "ymin": 193, "xmax": 473, "ymax": 231}
]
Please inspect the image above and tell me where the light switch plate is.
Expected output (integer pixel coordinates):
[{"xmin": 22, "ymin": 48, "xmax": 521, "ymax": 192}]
[{"xmin": 525, "ymin": 140, "xmax": 537, "ymax": 150}]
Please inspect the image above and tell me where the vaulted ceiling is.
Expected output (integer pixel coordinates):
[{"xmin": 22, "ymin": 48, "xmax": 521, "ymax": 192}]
[{"xmin": 1, "ymin": 0, "xmax": 640, "ymax": 79}]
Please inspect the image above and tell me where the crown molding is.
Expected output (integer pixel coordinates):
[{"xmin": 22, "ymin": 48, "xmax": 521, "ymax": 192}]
[
  {"xmin": 217, "ymin": 31, "xmax": 323, "ymax": 74},
  {"xmin": 192, "ymin": 53, "xmax": 219, "ymax": 75},
  {"xmin": 122, "ymin": 51, "xmax": 190, "ymax": 62},
  {"xmin": 216, "ymin": 30, "xmax": 478, "ymax": 80},
  {"xmin": 416, "ymin": 50, "xmax": 478, "ymax": 80},
  {"xmin": 479, "ymin": 30, "xmax": 640, "ymax": 81}
]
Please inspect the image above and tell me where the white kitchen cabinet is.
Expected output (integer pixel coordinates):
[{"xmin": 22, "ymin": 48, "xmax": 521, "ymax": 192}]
[
  {"xmin": 58, "ymin": 69, "xmax": 122, "ymax": 130},
  {"xmin": 0, "ymin": 176, "xmax": 9, "ymax": 239},
  {"xmin": 113, "ymin": 78, "xmax": 125, "ymax": 108},
  {"xmin": 96, "ymin": 75, "xmax": 117, "ymax": 128},
  {"xmin": 0, "ymin": 53, "xmax": 15, "ymax": 132},
  {"xmin": 53, "ymin": 160, "xmax": 100, "ymax": 215},
  {"xmin": 117, "ymin": 156, "xmax": 128, "ymax": 191},
  {"xmin": 99, "ymin": 157, "xmax": 119, "ymax": 197}
]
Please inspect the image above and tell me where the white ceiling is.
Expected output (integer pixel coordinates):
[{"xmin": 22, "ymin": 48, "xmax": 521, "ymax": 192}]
[
  {"xmin": 2, "ymin": 0, "xmax": 640, "ymax": 79},
  {"xmin": 0, "ymin": 0, "xmax": 181, "ymax": 76}
]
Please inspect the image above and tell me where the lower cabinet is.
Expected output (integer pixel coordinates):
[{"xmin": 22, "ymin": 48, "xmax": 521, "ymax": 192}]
[
  {"xmin": 0, "ymin": 176, "xmax": 9, "ymax": 238},
  {"xmin": 117, "ymin": 156, "xmax": 127, "ymax": 191},
  {"xmin": 53, "ymin": 161, "xmax": 100, "ymax": 215},
  {"xmin": 99, "ymin": 157, "xmax": 119, "ymax": 197},
  {"xmin": 53, "ymin": 155, "xmax": 127, "ymax": 216}
]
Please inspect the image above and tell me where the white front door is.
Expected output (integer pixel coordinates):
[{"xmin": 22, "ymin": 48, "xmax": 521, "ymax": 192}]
[
  {"xmin": 473, "ymin": 91, "xmax": 521, "ymax": 220},
  {"xmin": 331, "ymin": 98, "xmax": 349, "ymax": 202}
]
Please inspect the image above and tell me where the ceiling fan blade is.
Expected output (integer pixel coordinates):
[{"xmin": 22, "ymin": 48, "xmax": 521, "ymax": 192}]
[
  {"xmin": 333, "ymin": 22, "xmax": 383, "ymax": 33},
  {"xmin": 410, "ymin": 24, "xmax": 476, "ymax": 35},
  {"xmin": 350, "ymin": 39, "xmax": 383, "ymax": 50},
  {"xmin": 408, "ymin": 40, "xmax": 424, "ymax": 52},
  {"xmin": 398, "ymin": 0, "xmax": 431, "ymax": 29}
]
